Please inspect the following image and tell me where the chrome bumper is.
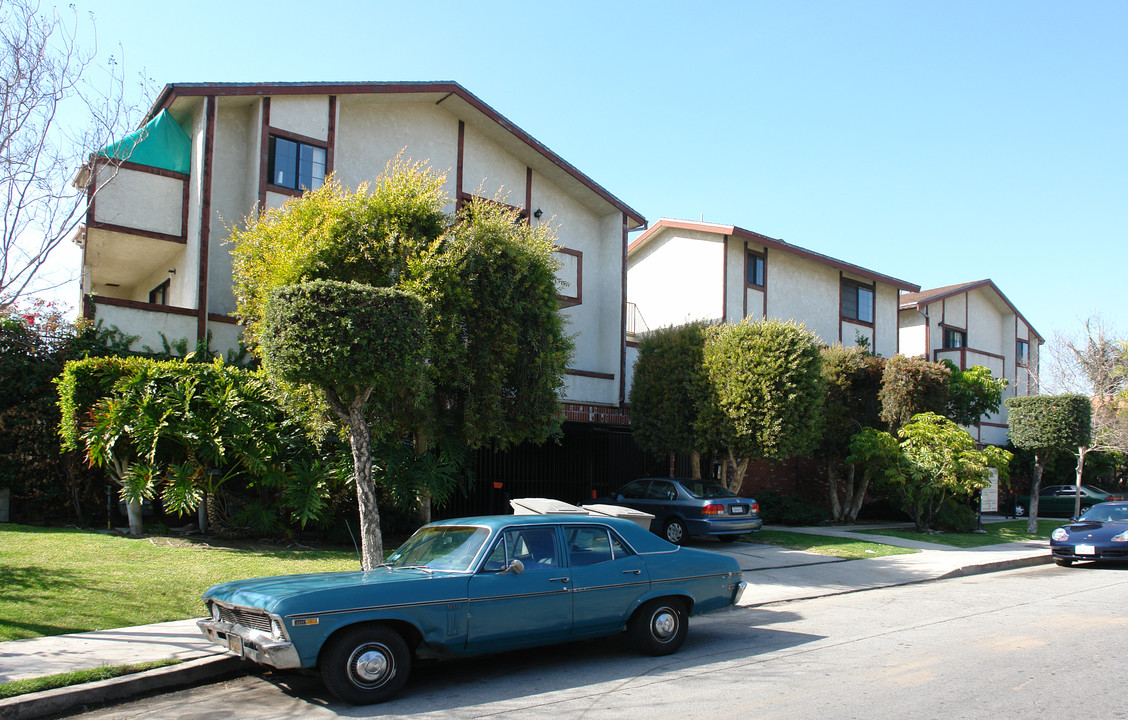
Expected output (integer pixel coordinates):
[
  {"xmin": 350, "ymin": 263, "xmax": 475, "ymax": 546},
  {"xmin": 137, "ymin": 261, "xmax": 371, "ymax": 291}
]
[
  {"xmin": 732, "ymin": 580, "xmax": 748, "ymax": 604},
  {"xmin": 197, "ymin": 618, "xmax": 301, "ymax": 669}
]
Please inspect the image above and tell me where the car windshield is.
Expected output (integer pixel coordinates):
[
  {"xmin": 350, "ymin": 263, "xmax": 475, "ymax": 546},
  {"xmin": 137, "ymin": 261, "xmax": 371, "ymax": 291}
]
[
  {"xmin": 1079, "ymin": 505, "xmax": 1128, "ymax": 523},
  {"xmin": 385, "ymin": 526, "xmax": 491, "ymax": 572},
  {"xmin": 680, "ymin": 480, "xmax": 737, "ymax": 499}
]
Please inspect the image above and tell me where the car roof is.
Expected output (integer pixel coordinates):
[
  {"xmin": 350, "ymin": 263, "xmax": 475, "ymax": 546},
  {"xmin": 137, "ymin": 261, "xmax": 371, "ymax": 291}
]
[{"xmin": 424, "ymin": 513, "xmax": 676, "ymax": 553}]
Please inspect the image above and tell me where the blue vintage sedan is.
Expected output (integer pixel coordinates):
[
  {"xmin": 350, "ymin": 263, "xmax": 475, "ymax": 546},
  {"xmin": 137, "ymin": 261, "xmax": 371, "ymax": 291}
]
[
  {"xmin": 1050, "ymin": 501, "xmax": 1128, "ymax": 566},
  {"xmin": 197, "ymin": 513, "xmax": 746, "ymax": 704}
]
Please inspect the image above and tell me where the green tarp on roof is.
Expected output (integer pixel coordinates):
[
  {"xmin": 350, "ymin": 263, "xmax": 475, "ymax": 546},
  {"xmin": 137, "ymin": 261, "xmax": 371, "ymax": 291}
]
[{"xmin": 97, "ymin": 109, "xmax": 191, "ymax": 174}]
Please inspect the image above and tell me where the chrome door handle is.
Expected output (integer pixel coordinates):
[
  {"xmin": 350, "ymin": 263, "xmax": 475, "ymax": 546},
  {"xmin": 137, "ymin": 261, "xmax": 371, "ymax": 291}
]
[
  {"xmin": 622, "ymin": 569, "xmax": 641, "ymax": 575},
  {"xmin": 549, "ymin": 577, "xmax": 569, "ymax": 583}
]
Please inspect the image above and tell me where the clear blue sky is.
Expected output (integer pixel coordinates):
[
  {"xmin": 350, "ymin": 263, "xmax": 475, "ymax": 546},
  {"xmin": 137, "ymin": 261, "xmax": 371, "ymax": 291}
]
[{"xmin": 52, "ymin": 0, "xmax": 1127, "ymax": 376}]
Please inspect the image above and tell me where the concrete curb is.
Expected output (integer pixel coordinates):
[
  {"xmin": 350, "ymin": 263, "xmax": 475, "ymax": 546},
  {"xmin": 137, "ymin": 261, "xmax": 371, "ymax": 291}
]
[
  {"xmin": 0, "ymin": 655, "xmax": 247, "ymax": 720},
  {"xmin": 936, "ymin": 552, "xmax": 1054, "ymax": 580}
]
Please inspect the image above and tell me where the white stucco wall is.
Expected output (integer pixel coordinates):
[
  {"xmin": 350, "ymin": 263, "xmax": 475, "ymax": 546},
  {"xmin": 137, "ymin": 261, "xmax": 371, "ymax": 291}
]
[
  {"xmin": 627, "ymin": 230, "xmax": 723, "ymax": 329},
  {"xmin": 93, "ymin": 165, "xmax": 184, "ymax": 237},
  {"xmin": 766, "ymin": 252, "xmax": 840, "ymax": 344},
  {"xmin": 92, "ymin": 303, "xmax": 197, "ymax": 354},
  {"xmin": 270, "ymin": 96, "xmax": 330, "ymax": 141},
  {"xmin": 898, "ymin": 309, "xmax": 928, "ymax": 357},
  {"xmin": 462, "ymin": 124, "xmax": 527, "ymax": 203}
]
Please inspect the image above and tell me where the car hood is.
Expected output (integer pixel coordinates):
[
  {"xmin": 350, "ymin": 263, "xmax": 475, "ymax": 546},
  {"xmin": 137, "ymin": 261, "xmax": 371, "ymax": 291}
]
[
  {"xmin": 203, "ymin": 568, "xmax": 469, "ymax": 616},
  {"xmin": 1058, "ymin": 521, "xmax": 1128, "ymax": 538}
]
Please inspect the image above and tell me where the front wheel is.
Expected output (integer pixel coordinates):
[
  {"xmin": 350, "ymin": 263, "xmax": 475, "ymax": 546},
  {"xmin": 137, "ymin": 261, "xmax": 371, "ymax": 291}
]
[
  {"xmin": 629, "ymin": 598, "xmax": 688, "ymax": 656},
  {"xmin": 663, "ymin": 518, "xmax": 688, "ymax": 545},
  {"xmin": 320, "ymin": 625, "xmax": 411, "ymax": 704}
]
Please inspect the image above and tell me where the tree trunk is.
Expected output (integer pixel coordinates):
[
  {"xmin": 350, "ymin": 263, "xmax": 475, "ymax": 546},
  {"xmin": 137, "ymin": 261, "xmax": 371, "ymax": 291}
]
[
  {"xmin": 691, "ymin": 450, "xmax": 702, "ymax": 480},
  {"xmin": 205, "ymin": 491, "xmax": 222, "ymax": 532},
  {"xmin": 1026, "ymin": 453, "xmax": 1044, "ymax": 534},
  {"xmin": 346, "ymin": 396, "xmax": 383, "ymax": 570},
  {"xmin": 845, "ymin": 465, "xmax": 870, "ymax": 523},
  {"xmin": 415, "ymin": 427, "xmax": 432, "ymax": 525},
  {"xmin": 126, "ymin": 500, "xmax": 143, "ymax": 536},
  {"xmin": 1074, "ymin": 447, "xmax": 1086, "ymax": 518},
  {"xmin": 827, "ymin": 459, "xmax": 843, "ymax": 522},
  {"xmin": 727, "ymin": 450, "xmax": 750, "ymax": 495}
]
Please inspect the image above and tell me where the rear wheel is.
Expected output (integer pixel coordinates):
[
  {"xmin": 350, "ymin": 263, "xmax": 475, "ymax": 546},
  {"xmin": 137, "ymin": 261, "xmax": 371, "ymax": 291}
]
[
  {"xmin": 320, "ymin": 625, "xmax": 411, "ymax": 704},
  {"xmin": 629, "ymin": 598, "xmax": 688, "ymax": 656},
  {"xmin": 663, "ymin": 518, "xmax": 688, "ymax": 545},
  {"xmin": 1054, "ymin": 557, "xmax": 1074, "ymax": 567}
]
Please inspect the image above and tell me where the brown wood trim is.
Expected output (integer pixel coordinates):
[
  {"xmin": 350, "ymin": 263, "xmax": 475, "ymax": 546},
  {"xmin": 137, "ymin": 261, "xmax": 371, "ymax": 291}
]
[
  {"xmin": 742, "ymin": 242, "xmax": 748, "ymax": 318},
  {"xmin": 150, "ymin": 81, "xmax": 646, "ymax": 227},
  {"xmin": 266, "ymin": 126, "xmax": 329, "ymax": 148},
  {"xmin": 89, "ymin": 294, "xmax": 198, "ymax": 318},
  {"xmin": 626, "ymin": 339, "xmax": 640, "ymax": 348},
  {"xmin": 456, "ymin": 120, "xmax": 465, "ymax": 212},
  {"xmin": 980, "ymin": 421, "xmax": 1009, "ymax": 429},
  {"xmin": 722, "ymin": 235, "xmax": 729, "ymax": 322},
  {"xmin": 326, "ymin": 95, "xmax": 336, "ymax": 177},
  {"xmin": 556, "ymin": 246, "xmax": 582, "ymax": 305},
  {"xmin": 762, "ymin": 248, "xmax": 768, "ymax": 317},
  {"xmin": 265, "ymin": 184, "xmax": 305, "ymax": 198},
  {"xmin": 198, "ymin": 96, "xmax": 217, "ymax": 344},
  {"xmin": 95, "ymin": 157, "xmax": 190, "ymax": 181},
  {"xmin": 619, "ymin": 214, "xmax": 628, "ymax": 405},
  {"xmin": 207, "ymin": 312, "xmax": 240, "ymax": 325},
  {"xmin": 566, "ymin": 368, "xmax": 615, "ymax": 380},
  {"xmin": 525, "ymin": 166, "xmax": 533, "ymax": 222},
  {"xmin": 87, "ymin": 221, "xmax": 188, "ymax": 245},
  {"xmin": 258, "ymin": 97, "xmax": 271, "ymax": 209}
]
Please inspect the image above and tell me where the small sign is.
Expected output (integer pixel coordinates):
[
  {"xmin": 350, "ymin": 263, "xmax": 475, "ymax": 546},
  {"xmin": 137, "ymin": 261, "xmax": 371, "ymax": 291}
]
[{"xmin": 980, "ymin": 468, "xmax": 999, "ymax": 513}]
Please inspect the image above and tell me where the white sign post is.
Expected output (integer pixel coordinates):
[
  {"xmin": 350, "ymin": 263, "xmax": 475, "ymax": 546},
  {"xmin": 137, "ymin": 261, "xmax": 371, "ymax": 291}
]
[{"xmin": 980, "ymin": 468, "xmax": 1000, "ymax": 513}]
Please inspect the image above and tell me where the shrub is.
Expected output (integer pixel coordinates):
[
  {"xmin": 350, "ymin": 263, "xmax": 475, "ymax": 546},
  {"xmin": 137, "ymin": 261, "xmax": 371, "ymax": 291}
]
[{"xmin": 754, "ymin": 490, "xmax": 828, "ymax": 526}]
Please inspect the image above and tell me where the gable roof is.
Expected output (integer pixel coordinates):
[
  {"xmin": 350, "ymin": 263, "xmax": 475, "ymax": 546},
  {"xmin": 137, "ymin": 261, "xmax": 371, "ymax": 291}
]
[
  {"xmin": 146, "ymin": 81, "xmax": 645, "ymax": 228},
  {"xmin": 899, "ymin": 278, "xmax": 1044, "ymax": 343},
  {"xmin": 628, "ymin": 218, "xmax": 920, "ymax": 292}
]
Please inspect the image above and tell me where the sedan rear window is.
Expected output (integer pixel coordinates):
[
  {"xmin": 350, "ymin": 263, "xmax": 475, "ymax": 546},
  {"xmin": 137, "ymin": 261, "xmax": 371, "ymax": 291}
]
[{"xmin": 680, "ymin": 481, "xmax": 737, "ymax": 499}]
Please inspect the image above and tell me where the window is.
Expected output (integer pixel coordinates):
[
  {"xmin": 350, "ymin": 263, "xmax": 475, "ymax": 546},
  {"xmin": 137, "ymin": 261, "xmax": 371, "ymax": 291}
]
[
  {"xmin": 1017, "ymin": 339, "xmax": 1030, "ymax": 366},
  {"xmin": 841, "ymin": 279, "xmax": 875, "ymax": 324},
  {"xmin": 943, "ymin": 327, "xmax": 967, "ymax": 349},
  {"xmin": 746, "ymin": 251, "xmax": 765, "ymax": 288},
  {"xmin": 148, "ymin": 279, "xmax": 169, "ymax": 305},
  {"xmin": 268, "ymin": 135, "xmax": 326, "ymax": 191},
  {"xmin": 565, "ymin": 527, "xmax": 631, "ymax": 566}
]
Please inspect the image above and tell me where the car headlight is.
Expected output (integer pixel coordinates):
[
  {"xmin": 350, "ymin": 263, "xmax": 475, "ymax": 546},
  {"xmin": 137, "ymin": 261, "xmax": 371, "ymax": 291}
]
[
  {"xmin": 1051, "ymin": 527, "xmax": 1070, "ymax": 541},
  {"xmin": 210, "ymin": 602, "xmax": 221, "ymax": 621},
  {"xmin": 1112, "ymin": 530, "xmax": 1128, "ymax": 543}
]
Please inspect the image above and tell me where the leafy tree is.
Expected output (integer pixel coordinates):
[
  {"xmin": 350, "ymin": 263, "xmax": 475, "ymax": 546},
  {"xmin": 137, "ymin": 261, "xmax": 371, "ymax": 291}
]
[
  {"xmin": 1006, "ymin": 394, "xmax": 1092, "ymax": 532},
  {"xmin": 943, "ymin": 361, "xmax": 1008, "ymax": 428},
  {"xmin": 259, "ymin": 280, "xmax": 428, "ymax": 567},
  {"xmin": 818, "ymin": 345, "xmax": 885, "ymax": 522},
  {"xmin": 230, "ymin": 161, "xmax": 571, "ymax": 560},
  {"xmin": 694, "ymin": 319, "xmax": 824, "ymax": 493},
  {"xmin": 879, "ymin": 354, "xmax": 951, "ymax": 432},
  {"xmin": 862, "ymin": 413, "xmax": 1012, "ymax": 532},
  {"xmin": 629, "ymin": 322, "xmax": 708, "ymax": 478}
]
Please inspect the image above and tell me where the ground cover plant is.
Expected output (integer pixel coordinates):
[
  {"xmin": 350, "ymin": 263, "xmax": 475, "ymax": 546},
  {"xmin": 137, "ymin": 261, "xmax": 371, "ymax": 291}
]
[
  {"xmin": 0, "ymin": 660, "xmax": 177, "ymax": 699},
  {"xmin": 856, "ymin": 519, "xmax": 1061, "ymax": 548},
  {"xmin": 0, "ymin": 524, "xmax": 360, "ymax": 642},
  {"xmin": 747, "ymin": 530, "xmax": 918, "ymax": 560}
]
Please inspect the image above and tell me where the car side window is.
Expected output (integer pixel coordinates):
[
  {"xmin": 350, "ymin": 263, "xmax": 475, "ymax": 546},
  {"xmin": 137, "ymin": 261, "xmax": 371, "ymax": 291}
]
[
  {"xmin": 566, "ymin": 527, "xmax": 633, "ymax": 567},
  {"xmin": 619, "ymin": 481, "xmax": 649, "ymax": 499},
  {"xmin": 647, "ymin": 481, "xmax": 676, "ymax": 501},
  {"xmin": 481, "ymin": 527, "xmax": 560, "ymax": 571}
]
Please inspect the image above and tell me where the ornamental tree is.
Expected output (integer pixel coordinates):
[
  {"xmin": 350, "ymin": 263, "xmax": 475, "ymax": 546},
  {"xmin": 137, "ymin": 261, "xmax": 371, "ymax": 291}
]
[
  {"xmin": 628, "ymin": 322, "xmax": 708, "ymax": 478},
  {"xmin": 1006, "ymin": 394, "xmax": 1092, "ymax": 532},
  {"xmin": 694, "ymin": 319, "xmax": 824, "ymax": 493},
  {"xmin": 942, "ymin": 360, "xmax": 1008, "ymax": 428},
  {"xmin": 259, "ymin": 281, "xmax": 428, "ymax": 567},
  {"xmin": 879, "ymin": 354, "xmax": 951, "ymax": 432},
  {"xmin": 818, "ymin": 345, "xmax": 885, "ymax": 522}
]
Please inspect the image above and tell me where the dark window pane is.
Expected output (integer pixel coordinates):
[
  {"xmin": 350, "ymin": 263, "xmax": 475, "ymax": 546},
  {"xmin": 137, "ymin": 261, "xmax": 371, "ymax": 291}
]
[
  {"xmin": 747, "ymin": 254, "xmax": 765, "ymax": 286},
  {"xmin": 843, "ymin": 285, "xmax": 858, "ymax": 320},
  {"xmin": 857, "ymin": 286, "xmax": 874, "ymax": 323},
  {"xmin": 298, "ymin": 144, "xmax": 326, "ymax": 189},
  {"xmin": 271, "ymin": 137, "xmax": 298, "ymax": 188}
]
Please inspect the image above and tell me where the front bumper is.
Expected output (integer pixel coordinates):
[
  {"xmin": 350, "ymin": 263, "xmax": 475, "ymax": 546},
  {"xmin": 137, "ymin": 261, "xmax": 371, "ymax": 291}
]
[
  {"xmin": 197, "ymin": 618, "xmax": 301, "ymax": 669},
  {"xmin": 1051, "ymin": 545, "xmax": 1128, "ymax": 562}
]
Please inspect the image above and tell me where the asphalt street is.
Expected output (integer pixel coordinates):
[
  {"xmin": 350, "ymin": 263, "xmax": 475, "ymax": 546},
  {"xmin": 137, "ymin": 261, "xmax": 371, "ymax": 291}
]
[{"xmin": 59, "ymin": 562, "xmax": 1128, "ymax": 720}]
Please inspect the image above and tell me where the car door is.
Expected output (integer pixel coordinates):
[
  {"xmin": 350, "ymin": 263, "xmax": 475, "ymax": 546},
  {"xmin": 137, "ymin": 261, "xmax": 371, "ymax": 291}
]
[
  {"xmin": 622, "ymin": 479, "xmax": 677, "ymax": 526},
  {"xmin": 565, "ymin": 525, "xmax": 650, "ymax": 636},
  {"xmin": 465, "ymin": 525, "xmax": 572, "ymax": 653},
  {"xmin": 1039, "ymin": 486, "xmax": 1065, "ymax": 515}
]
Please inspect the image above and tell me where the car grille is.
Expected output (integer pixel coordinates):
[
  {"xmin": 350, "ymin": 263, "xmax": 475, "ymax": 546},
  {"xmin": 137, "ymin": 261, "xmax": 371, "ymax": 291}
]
[{"xmin": 215, "ymin": 604, "xmax": 272, "ymax": 633}]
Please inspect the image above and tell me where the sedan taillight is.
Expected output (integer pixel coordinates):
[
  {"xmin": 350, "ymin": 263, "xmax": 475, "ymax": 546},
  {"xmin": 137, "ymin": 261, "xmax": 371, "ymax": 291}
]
[
  {"xmin": 751, "ymin": 501, "xmax": 760, "ymax": 514},
  {"xmin": 702, "ymin": 503, "xmax": 725, "ymax": 515}
]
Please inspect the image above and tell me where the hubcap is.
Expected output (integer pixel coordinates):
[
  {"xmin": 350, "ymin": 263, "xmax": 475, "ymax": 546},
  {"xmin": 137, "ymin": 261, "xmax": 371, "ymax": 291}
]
[
  {"xmin": 652, "ymin": 609, "xmax": 678, "ymax": 640},
  {"xmin": 348, "ymin": 643, "xmax": 393, "ymax": 687},
  {"xmin": 666, "ymin": 523, "xmax": 684, "ymax": 543}
]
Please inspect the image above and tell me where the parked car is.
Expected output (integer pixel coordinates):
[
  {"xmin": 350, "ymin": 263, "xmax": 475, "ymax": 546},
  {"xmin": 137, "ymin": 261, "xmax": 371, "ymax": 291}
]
[
  {"xmin": 197, "ymin": 513, "xmax": 746, "ymax": 704},
  {"xmin": 609, "ymin": 477, "xmax": 763, "ymax": 544},
  {"xmin": 1029, "ymin": 484, "xmax": 1123, "ymax": 517},
  {"xmin": 1050, "ymin": 501, "xmax": 1128, "ymax": 566}
]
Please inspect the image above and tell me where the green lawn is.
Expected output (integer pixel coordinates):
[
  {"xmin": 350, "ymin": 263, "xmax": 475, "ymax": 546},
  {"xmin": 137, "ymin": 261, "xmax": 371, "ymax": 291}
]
[
  {"xmin": 745, "ymin": 530, "xmax": 919, "ymax": 560},
  {"xmin": 856, "ymin": 519, "xmax": 1062, "ymax": 548},
  {"xmin": 0, "ymin": 524, "xmax": 362, "ymax": 642}
]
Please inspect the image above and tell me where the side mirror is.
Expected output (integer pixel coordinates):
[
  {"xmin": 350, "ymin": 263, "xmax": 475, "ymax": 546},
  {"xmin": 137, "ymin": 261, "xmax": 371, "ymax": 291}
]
[{"xmin": 504, "ymin": 559, "xmax": 525, "ymax": 575}]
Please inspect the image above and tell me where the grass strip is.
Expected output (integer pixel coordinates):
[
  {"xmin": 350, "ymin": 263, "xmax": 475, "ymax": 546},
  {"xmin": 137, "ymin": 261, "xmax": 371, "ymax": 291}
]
[
  {"xmin": 856, "ymin": 519, "xmax": 1061, "ymax": 548},
  {"xmin": 745, "ymin": 530, "xmax": 918, "ymax": 559},
  {"xmin": 0, "ymin": 659, "xmax": 178, "ymax": 699},
  {"xmin": 0, "ymin": 523, "xmax": 361, "ymax": 642}
]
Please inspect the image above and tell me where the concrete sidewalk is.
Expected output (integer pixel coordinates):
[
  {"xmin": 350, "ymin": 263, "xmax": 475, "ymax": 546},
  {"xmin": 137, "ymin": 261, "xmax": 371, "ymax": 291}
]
[{"xmin": 0, "ymin": 525, "xmax": 1053, "ymax": 720}]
